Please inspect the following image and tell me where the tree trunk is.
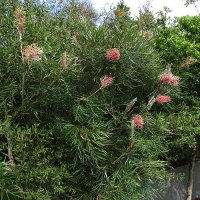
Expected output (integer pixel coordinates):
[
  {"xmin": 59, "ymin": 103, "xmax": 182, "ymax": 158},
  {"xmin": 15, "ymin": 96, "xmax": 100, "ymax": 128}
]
[{"xmin": 186, "ymin": 146, "xmax": 199, "ymax": 200}]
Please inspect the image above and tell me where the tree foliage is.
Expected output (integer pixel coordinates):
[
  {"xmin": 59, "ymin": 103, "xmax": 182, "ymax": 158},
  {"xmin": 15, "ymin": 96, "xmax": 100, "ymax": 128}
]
[
  {"xmin": 0, "ymin": 0, "xmax": 185, "ymax": 199},
  {"xmin": 142, "ymin": 6, "xmax": 200, "ymax": 167}
]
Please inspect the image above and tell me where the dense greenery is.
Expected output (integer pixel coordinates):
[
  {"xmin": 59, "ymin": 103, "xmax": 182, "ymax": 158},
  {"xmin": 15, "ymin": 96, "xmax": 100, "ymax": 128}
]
[
  {"xmin": 0, "ymin": 0, "xmax": 199, "ymax": 199},
  {"xmin": 151, "ymin": 5, "xmax": 200, "ymax": 168}
]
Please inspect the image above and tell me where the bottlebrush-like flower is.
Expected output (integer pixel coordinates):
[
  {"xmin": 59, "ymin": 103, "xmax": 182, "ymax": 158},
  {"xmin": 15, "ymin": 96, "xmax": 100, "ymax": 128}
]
[
  {"xmin": 156, "ymin": 95, "xmax": 171, "ymax": 103},
  {"xmin": 170, "ymin": 76, "xmax": 179, "ymax": 85},
  {"xmin": 100, "ymin": 75, "xmax": 114, "ymax": 89},
  {"xmin": 106, "ymin": 48, "xmax": 120, "ymax": 62},
  {"xmin": 132, "ymin": 115, "xmax": 144, "ymax": 128},
  {"xmin": 159, "ymin": 73, "xmax": 179, "ymax": 85},
  {"xmin": 143, "ymin": 32, "xmax": 152, "ymax": 40},
  {"xmin": 145, "ymin": 34, "xmax": 152, "ymax": 40},
  {"xmin": 183, "ymin": 56, "xmax": 196, "ymax": 68},
  {"xmin": 15, "ymin": 7, "xmax": 26, "ymax": 34},
  {"xmin": 23, "ymin": 44, "xmax": 43, "ymax": 62}
]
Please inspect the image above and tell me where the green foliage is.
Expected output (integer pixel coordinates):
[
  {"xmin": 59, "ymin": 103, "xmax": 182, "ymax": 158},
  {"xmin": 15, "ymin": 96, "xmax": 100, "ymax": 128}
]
[
  {"xmin": 152, "ymin": 13, "xmax": 200, "ymax": 107},
  {"xmin": 184, "ymin": 0, "xmax": 199, "ymax": 6},
  {"xmin": 157, "ymin": 104, "xmax": 200, "ymax": 166},
  {"xmin": 140, "ymin": 8, "xmax": 200, "ymax": 168},
  {"xmin": 154, "ymin": 15, "xmax": 200, "ymax": 64},
  {"xmin": 0, "ymin": 162, "xmax": 21, "ymax": 200},
  {"xmin": 0, "ymin": 0, "xmax": 183, "ymax": 199}
]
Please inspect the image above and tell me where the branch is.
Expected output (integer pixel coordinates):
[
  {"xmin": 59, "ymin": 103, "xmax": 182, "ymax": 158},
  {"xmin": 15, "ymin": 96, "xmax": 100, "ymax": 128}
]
[
  {"xmin": 21, "ymin": 72, "xmax": 25, "ymax": 106},
  {"xmin": 186, "ymin": 146, "xmax": 199, "ymax": 200},
  {"xmin": 63, "ymin": 193, "xmax": 78, "ymax": 200},
  {"xmin": 18, "ymin": 28, "xmax": 26, "ymax": 106},
  {"xmin": 0, "ymin": 151, "xmax": 20, "ymax": 162},
  {"xmin": 4, "ymin": 116, "xmax": 15, "ymax": 167},
  {"xmin": 7, "ymin": 135, "xmax": 15, "ymax": 167},
  {"xmin": 112, "ymin": 141, "xmax": 134, "ymax": 165}
]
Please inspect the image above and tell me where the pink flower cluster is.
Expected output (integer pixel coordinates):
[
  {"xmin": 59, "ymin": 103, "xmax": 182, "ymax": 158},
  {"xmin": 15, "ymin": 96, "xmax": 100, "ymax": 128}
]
[
  {"xmin": 145, "ymin": 34, "xmax": 152, "ymax": 40},
  {"xmin": 156, "ymin": 95, "xmax": 171, "ymax": 103},
  {"xmin": 106, "ymin": 48, "xmax": 120, "ymax": 62},
  {"xmin": 23, "ymin": 43, "xmax": 43, "ymax": 62},
  {"xmin": 132, "ymin": 115, "xmax": 144, "ymax": 128},
  {"xmin": 159, "ymin": 73, "xmax": 179, "ymax": 85},
  {"xmin": 100, "ymin": 75, "xmax": 114, "ymax": 89}
]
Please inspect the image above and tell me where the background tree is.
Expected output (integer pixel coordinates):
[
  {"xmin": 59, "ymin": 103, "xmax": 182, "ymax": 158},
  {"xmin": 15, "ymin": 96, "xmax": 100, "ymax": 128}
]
[{"xmin": 149, "ymin": 7, "xmax": 200, "ymax": 200}]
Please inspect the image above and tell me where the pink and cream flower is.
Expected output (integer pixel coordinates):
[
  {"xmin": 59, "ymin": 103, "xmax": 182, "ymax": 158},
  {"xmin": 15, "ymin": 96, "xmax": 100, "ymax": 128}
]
[
  {"xmin": 132, "ymin": 115, "xmax": 144, "ymax": 128},
  {"xmin": 159, "ymin": 73, "xmax": 179, "ymax": 85},
  {"xmin": 106, "ymin": 48, "xmax": 120, "ymax": 62},
  {"xmin": 23, "ymin": 43, "xmax": 43, "ymax": 62},
  {"xmin": 100, "ymin": 75, "xmax": 114, "ymax": 89},
  {"xmin": 156, "ymin": 95, "xmax": 171, "ymax": 103}
]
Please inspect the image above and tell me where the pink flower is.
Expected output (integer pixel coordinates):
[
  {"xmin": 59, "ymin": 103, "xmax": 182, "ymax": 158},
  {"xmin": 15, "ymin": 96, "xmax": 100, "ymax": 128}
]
[
  {"xmin": 156, "ymin": 95, "xmax": 171, "ymax": 103},
  {"xmin": 106, "ymin": 48, "xmax": 120, "ymax": 62},
  {"xmin": 23, "ymin": 43, "xmax": 43, "ymax": 62},
  {"xmin": 132, "ymin": 115, "xmax": 144, "ymax": 128},
  {"xmin": 145, "ymin": 34, "xmax": 152, "ymax": 40},
  {"xmin": 171, "ymin": 76, "xmax": 179, "ymax": 85},
  {"xmin": 15, "ymin": 7, "xmax": 26, "ymax": 34},
  {"xmin": 159, "ymin": 73, "xmax": 179, "ymax": 85},
  {"xmin": 143, "ymin": 32, "xmax": 152, "ymax": 40},
  {"xmin": 100, "ymin": 75, "xmax": 113, "ymax": 89}
]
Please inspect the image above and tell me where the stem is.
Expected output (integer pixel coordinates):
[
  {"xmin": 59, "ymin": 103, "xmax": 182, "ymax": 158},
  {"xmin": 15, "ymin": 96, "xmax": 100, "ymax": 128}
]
[
  {"xmin": 80, "ymin": 88, "xmax": 101, "ymax": 100},
  {"xmin": 4, "ymin": 116, "xmax": 15, "ymax": 167},
  {"xmin": 186, "ymin": 146, "xmax": 199, "ymax": 200},
  {"xmin": 0, "ymin": 152, "xmax": 20, "ymax": 162},
  {"xmin": 106, "ymin": 107, "xmax": 127, "ymax": 129},
  {"xmin": 47, "ymin": 71, "xmax": 62, "ymax": 89},
  {"xmin": 96, "ymin": 194, "xmax": 101, "ymax": 200},
  {"xmin": 63, "ymin": 194, "xmax": 78, "ymax": 200},
  {"xmin": 112, "ymin": 141, "xmax": 134, "ymax": 165},
  {"xmin": 18, "ymin": 30, "xmax": 23, "ymax": 60},
  {"xmin": 87, "ymin": 88, "xmax": 101, "ymax": 98},
  {"xmin": 22, "ymin": 72, "xmax": 25, "ymax": 106},
  {"xmin": 18, "ymin": 29, "xmax": 25, "ymax": 106},
  {"xmin": 7, "ymin": 135, "xmax": 15, "ymax": 167}
]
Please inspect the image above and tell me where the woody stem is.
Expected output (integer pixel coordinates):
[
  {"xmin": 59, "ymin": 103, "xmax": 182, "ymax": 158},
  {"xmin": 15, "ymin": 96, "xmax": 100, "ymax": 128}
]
[
  {"xmin": 83, "ymin": 88, "xmax": 101, "ymax": 100},
  {"xmin": 18, "ymin": 29, "xmax": 25, "ymax": 106}
]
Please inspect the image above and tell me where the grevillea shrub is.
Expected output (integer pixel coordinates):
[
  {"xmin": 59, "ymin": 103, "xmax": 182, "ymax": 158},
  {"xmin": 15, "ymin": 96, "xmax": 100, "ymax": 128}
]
[{"xmin": 0, "ymin": 1, "xmax": 180, "ymax": 199}]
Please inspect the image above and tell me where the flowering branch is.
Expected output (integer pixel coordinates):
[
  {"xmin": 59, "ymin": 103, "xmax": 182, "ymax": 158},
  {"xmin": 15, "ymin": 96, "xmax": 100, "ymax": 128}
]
[
  {"xmin": 80, "ymin": 75, "xmax": 114, "ymax": 100},
  {"xmin": 16, "ymin": 7, "xmax": 26, "ymax": 106}
]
